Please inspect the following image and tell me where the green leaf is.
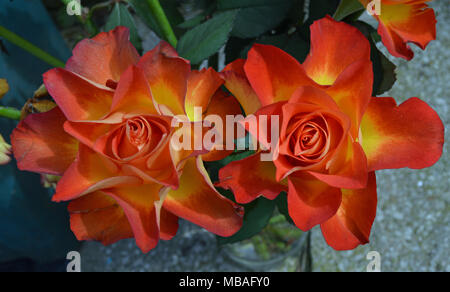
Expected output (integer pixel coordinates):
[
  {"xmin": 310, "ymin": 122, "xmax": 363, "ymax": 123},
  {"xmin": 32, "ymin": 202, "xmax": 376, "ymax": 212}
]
[
  {"xmin": 371, "ymin": 30, "xmax": 382, "ymax": 43},
  {"xmin": 308, "ymin": 0, "xmax": 340, "ymax": 22},
  {"xmin": 217, "ymin": 0, "xmax": 293, "ymax": 39},
  {"xmin": 241, "ymin": 32, "xmax": 310, "ymax": 63},
  {"xmin": 217, "ymin": 197, "xmax": 276, "ymax": 244},
  {"xmin": 370, "ymin": 42, "xmax": 397, "ymax": 95},
  {"xmin": 376, "ymin": 52, "xmax": 397, "ymax": 95},
  {"xmin": 217, "ymin": 0, "xmax": 290, "ymax": 9},
  {"xmin": 105, "ymin": 3, "xmax": 141, "ymax": 51},
  {"xmin": 177, "ymin": 14, "xmax": 205, "ymax": 30},
  {"xmin": 352, "ymin": 21, "xmax": 397, "ymax": 95},
  {"xmin": 333, "ymin": 0, "xmax": 365, "ymax": 21},
  {"xmin": 274, "ymin": 192, "xmax": 294, "ymax": 225},
  {"xmin": 177, "ymin": 10, "xmax": 238, "ymax": 64}
]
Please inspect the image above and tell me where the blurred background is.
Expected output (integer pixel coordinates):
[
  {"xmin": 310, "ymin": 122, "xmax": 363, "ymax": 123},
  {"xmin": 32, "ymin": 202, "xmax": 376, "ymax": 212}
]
[{"xmin": 0, "ymin": 0, "xmax": 448, "ymax": 272}]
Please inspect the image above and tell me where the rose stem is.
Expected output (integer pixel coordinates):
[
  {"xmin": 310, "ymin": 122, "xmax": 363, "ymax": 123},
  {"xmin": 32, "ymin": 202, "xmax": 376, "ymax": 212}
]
[
  {"xmin": 0, "ymin": 106, "xmax": 21, "ymax": 121},
  {"xmin": 0, "ymin": 26, "xmax": 65, "ymax": 68},
  {"xmin": 145, "ymin": 0, "xmax": 178, "ymax": 47}
]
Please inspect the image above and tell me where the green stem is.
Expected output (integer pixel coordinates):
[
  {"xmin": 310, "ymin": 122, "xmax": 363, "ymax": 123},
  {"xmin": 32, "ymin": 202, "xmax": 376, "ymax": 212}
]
[
  {"xmin": 83, "ymin": 18, "xmax": 99, "ymax": 36},
  {"xmin": 0, "ymin": 26, "xmax": 65, "ymax": 68},
  {"xmin": 0, "ymin": 106, "xmax": 21, "ymax": 121},
  {"xmin": 146, "ymin": 0, "xmax": 178, "ymax": 47},
  {"xmin": 61, "ymin": 0, "xmax": 99, "ymax": 36}
]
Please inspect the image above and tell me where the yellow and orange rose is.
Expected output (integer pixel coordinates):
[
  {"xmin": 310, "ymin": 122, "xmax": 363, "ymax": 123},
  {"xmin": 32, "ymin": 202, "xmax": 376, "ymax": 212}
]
[
  {"xmin": 11, "ymin": 27, "xmax": 243, "ymax": 252},
  {"xmin": 218, "ymin": 16, "xmax": 444, "ymax": 250}
]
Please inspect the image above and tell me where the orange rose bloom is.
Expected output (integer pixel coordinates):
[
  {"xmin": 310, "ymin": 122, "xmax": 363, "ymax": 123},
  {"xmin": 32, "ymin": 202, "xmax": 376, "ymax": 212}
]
[
  {"xmin": 360, "ymin": 0, "xmax": 436, "ymax": 60},
  {"xmin": 218, "ymin": 16, "xmax": 444, "ymax": 250},
  {"xmin": 11, "ymin": 27, "xmax": 243, "ymax": 252}
]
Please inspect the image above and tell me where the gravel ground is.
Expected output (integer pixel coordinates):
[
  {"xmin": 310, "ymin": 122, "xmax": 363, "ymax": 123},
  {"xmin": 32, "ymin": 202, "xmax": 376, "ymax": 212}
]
[
  {"xmin": 311, "ymin": 1, "xmax": 449, "ymax": 272},
  {"xmin": 80, "ymin": 1, "xmax": 449, "ymax": 272}
]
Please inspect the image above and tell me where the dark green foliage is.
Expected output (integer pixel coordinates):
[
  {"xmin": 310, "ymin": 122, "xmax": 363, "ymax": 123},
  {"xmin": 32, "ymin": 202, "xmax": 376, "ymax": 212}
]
[
  {"xmin": 217, "ymin": 197, "xmax": 276, "ymax": 244},
  {"xmin": 177, "ymin": 10, "xmax": 238, "ymax": 64},
  {"xmin": 105, "ymin": 3, "xmax": 141, "ymax": 51}
]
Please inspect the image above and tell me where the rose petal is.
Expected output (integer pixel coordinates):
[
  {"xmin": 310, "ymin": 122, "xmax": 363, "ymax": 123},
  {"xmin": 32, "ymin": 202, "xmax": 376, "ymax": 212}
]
[
  {"xmin": 108, "ymin": 65, "xmax": 159, "ymax": 119},
  {"xmin": 11, "ymin": 107, "xmax": 78, "ymax": 175},
  {"xmin": 245, "ymin": 101, "xmax": 286, "ymax": 152},
  {"xmin": 156, "ymin": 41, "xmax": 179, "ymax": 57},
  {"xmin": 160, "ymin": 207, "xmax": 179, "ymax": 241},
  {"xmin": 320, "ymin": 172, "xmax": 377, "ymax": 250},
  {"xmin": 288, "ymin": 173, "xmax": 342, "ymax": 231},
  {"xmin": 137, "ymin": 43, "xmax": 190, "ymax": 116},
  {"xmin": 289, "ymin": 86, "xmax": 341, "ymax": 111},
  {"xmin": 325, "ymin": 60, "xmax": 373, "ymax": 138},
  {"xmin": 221, "ymin": 59, "xmax": 262, "ymax": 115},
  {"xmin": 244, "ymin": 44, "xmax": 316, "ymax": 105},
  {"xmin": 376, "ymin": 1, "xmax": 436, "ymax": 60},
  {"xmin": 68, "ymin": 191, "xmax": 133, "ymax": 246},
  {"xmin": 169, "ymin": 118, "xmax": 212, "ymax": 165},
  {"xmin": 202, "ymin": 90, "xmax": 242, "ymax": 162},
  {"xmin": 70, "ymin": 179, "xmax": 178, "ymax": 245},
  {"xmin": 308, "ymin": 138, "xmax": 368, "ymax": 189},
  {"xmin": 122, "ymin": 134, "xmax": 179, "ymax": 188},
  {"xmin": 218, "ymin": 153, "xmax": 287, "ymax": 204},
  {"xmin": 275, "ymin": 99, "xmax": 351, "ymax": 181},
  {"xmin": 64, "ymin": 121, "xmax": 121, "ymax": 150},
  {"xmin": 377, "ymin": 19, "xmax": 414, "ymax": 60},
  {"xmin": 360, "ymin": 97, "xmax": 444, "ymax": 171},
  {"xmin": 164, "ymin": 157, "xmax": 243, "ymax": 237},
  {"xmin": 43, "ymin": 68, "xmax": 114, "ymax": 121},
  {"xmin": 302, "ymin": 16, "xmax": 371, "ymax": 85},
  {"xmin": 53, "ymin": 144, "xmax": 141, "ymax": 202},
  {"xmin": 65, "ymin": 26, "xmax": 139, "ymax": 85},
  {"xmin": 104, "ymin": 183, "xmax": 163, "ymax": 253},
  {"xmin": 185, "ymin": 68, "xmax": 223, "ymax": 121}
]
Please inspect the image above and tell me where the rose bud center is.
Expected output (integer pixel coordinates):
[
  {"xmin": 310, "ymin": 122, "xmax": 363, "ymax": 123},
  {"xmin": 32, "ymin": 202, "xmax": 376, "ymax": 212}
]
[
  {"xmin": 289, "ymin": 116, "xmax": 330, "ymax": 163},
  {"xmin": 126, "ymin": 118, "xmax": 150, "ymax": 149},
  {"xmin": 108, "ymin": 116, "xmax": 170, "ymax": 162},
  {"xmin": 279, "ymin": 109, "xmax": 346, "ymax": 171}
]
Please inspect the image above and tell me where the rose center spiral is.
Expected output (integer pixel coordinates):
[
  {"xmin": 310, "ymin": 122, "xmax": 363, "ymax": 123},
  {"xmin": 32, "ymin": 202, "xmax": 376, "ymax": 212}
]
[
  {"xmin": 107, "ymin": 115, "xmax": 170, "ymax": 162},
  {"xmin": 288, "ymin": 116, "xmax": 330, "ymax": 162},
  {"xmin": 126, "ymin": 118, "xmax": 150, "ymax": 148}
]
